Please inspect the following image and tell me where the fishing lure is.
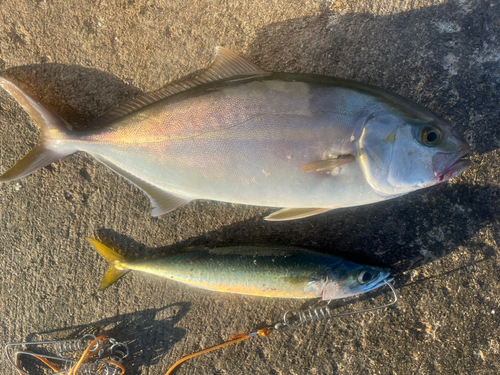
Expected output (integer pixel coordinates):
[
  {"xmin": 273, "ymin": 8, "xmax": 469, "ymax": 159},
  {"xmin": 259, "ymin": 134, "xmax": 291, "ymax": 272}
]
[{"xmin": 89, "ymin": 238, "xmax": 391, "ymax": 300}]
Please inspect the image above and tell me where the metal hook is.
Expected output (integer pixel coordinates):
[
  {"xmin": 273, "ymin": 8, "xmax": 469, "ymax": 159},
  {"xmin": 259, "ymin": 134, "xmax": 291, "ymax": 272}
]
[
  {"xmin": 4, "ymin": 334, "xmax": 114, "ymax": 375},
  {"xmin": 10, "ymin": 351, "xmax": 69, "ymax": 375},
  {"xmin": 54, "ymin": 359, "xmax": 110, "ymax": 375},
  {"xmin": 281, "ymin": 279, "xmax": 399, "ymax": 329},
  {"xmin": 5, "ymin": 336, "xmax": 86, "ymax": 375},
  {"xmin": 109, "ymin": 343, "xmax": 129, "ymax": 361}
]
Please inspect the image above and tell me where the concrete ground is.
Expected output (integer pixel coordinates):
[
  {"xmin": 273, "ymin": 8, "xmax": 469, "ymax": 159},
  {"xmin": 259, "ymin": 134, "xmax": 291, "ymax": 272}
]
[{"xmin": 1, "ymin": 0, "xmax": 499, "ymax": 374}]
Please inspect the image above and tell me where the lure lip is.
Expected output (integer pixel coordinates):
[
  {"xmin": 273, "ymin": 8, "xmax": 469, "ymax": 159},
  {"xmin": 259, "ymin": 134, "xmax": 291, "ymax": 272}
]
[
  {"xmin": 367, "ymin": 275, "xmax": 393, "ymax": 292},
  {"xmin": 351, "ymin": 269, "xmax": 392, "ymax": 296}
]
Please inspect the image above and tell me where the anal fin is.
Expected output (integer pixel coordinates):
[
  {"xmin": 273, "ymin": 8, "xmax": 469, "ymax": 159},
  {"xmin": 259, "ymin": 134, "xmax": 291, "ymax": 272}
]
[
  {"xmin": 93, "ymin": 156, "xmax": 191, "ymax": 216},
  {"xmin": 265, "ymin": 207, "xmax": 333, "ymax": 221},
  {"xmin": 301, "ymin": 155, "xmax": 354, "ymax": 173}
]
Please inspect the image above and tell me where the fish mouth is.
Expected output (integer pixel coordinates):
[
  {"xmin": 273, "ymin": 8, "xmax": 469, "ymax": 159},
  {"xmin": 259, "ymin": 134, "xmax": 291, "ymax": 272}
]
[
  {"xmin": 433, "ymin": 150, "xmax": 471, "ymax": 182},
  {"xmin": 440, "ymin": 159, "xmax": 471, "ymax": 181}
]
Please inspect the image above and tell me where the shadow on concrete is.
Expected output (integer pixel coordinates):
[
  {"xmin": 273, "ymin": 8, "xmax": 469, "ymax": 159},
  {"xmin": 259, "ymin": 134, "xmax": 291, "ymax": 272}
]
[
  {"xmin": 2, "ymin": 2, "xmax": 499, "ymax": 374},
  {"xmin": 25, "ymin": 303, "xmax": 190, "ymax": 372},
  {"xmin": 247, "ymin": 1, "xmax": 500, "ymax": 156},
  {"xmin": 96, "ymin": 180, "xmax": 499, "ymax": 273},
  {"xmin": 1, "ymin": 0, "xmax": 497, "ymax": 309}
]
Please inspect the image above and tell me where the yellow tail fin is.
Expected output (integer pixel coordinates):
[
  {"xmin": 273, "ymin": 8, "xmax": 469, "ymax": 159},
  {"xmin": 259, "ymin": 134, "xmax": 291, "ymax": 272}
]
[{"xmin": 88, "ymin": 238, "xmax": 130, "ymax": 290}]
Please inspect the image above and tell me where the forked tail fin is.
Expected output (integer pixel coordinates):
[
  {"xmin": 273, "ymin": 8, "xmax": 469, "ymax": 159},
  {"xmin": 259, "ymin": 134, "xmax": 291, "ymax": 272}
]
[
  {"xmin": 0, "ymin": 77, "xmax": 75, "ymax": 182},
  {"xmin": 88, "ymin": 238, "xmax": 130, "ymax": 290}
]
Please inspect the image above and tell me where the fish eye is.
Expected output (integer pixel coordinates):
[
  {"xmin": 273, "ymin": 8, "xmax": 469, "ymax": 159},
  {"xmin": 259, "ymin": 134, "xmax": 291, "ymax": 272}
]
[
  {"xmin": 421, "ymin": 126, "xmax": 442, "ymax": 146},
  {"xmin": 358, "ymin": 270, "xmax": 377, "ymax": 284}
]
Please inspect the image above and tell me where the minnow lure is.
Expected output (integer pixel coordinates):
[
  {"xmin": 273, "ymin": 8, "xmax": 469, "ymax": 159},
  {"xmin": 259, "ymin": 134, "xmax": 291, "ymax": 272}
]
[{"xmin": 89, "ymin": 239, "xmax": 391, "ymax": 300}]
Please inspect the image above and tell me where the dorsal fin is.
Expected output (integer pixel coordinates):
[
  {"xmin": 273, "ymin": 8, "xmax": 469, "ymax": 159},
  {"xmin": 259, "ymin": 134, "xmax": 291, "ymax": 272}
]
[
  {"xmin": 179, "ymin": 245, "xmax": 210, "ymax": 252},
  {"xmin": 92, "ymin": 47, "xmax": 267, "ymax": 127},
  {"xmin": 195, "ymin": 47, "xmax": 266, "ymax": 82}
]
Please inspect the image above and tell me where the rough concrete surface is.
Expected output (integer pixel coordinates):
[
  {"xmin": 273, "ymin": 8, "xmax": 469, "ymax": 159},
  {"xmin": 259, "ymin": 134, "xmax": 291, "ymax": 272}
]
[{"xmin": 0, "ymin": 0, "xmax": 499, "ymax": 374}]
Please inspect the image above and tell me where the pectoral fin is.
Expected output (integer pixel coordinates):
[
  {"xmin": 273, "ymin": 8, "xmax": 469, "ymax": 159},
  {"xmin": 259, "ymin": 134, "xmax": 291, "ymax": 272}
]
[
  {"xmin": 265, "ymin": 207, "xmax": 333, "ymax": 221},
  {"xmin": 93, "ymin": 155, "xmax": 192, "ymax": 216},
  {"xmin": 301, "ymin": 155, "xmax": 354, "ymax": 173}
]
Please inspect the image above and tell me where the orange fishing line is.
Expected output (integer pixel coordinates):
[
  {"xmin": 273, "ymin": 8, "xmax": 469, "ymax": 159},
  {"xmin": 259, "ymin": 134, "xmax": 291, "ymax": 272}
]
[
  {"xmin": 14, "ymin": 351, "xmax": 60, "ymax": 374},
  {"xmin": 67, "ymin": 335, "xmax": 108, "ymax": 375},
  {"xmin": 165, "ymin": 327, "xmax": 273, "ymax": 375},
  {"xmin": 104, "ymin": 359, "xmax": 126, "ymax": 374}
]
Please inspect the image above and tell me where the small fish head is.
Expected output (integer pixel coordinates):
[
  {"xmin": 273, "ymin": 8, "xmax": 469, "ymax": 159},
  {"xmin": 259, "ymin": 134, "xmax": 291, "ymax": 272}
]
[
  {"xmin": 358, "ymin": 108, "xmax": 470, "ymax": 196},
  {"xmin": 321, "ymin": 263, "xmax": 391, "ymax": 300}
]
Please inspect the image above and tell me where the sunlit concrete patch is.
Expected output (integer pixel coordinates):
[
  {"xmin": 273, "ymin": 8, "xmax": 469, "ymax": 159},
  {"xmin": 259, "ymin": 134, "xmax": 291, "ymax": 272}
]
[{"xmin": 328, "ymin": 0, "xmax": 450, "ymax": 15}]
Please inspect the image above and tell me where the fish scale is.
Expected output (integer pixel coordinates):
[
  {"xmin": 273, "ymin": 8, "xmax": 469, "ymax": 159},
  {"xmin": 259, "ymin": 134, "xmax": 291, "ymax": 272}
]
[{"xmin": 0, "ymin": 47, "xmax": 470, "ymax": 220}]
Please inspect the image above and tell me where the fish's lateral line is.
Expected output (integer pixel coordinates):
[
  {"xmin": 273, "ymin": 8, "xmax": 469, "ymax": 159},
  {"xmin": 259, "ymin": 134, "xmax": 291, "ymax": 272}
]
[{"xmin": 0, "ymin": 47, "xmax": 470, "ymax": 220}]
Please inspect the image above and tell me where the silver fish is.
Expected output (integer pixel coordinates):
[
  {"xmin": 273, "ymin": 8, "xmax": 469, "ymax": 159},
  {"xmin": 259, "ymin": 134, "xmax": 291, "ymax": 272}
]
[{"xmin": 0, "ymin": 47, "xmax": 470, "ymax": 220}]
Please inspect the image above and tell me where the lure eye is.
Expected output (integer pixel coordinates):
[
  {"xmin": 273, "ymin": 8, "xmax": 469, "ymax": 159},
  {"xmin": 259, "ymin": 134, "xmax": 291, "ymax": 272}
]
[
  {"xmin": 421, "ymin": 126, "xmax": 442, "ymax": 146},
  {"xmin": 358, "ymin": 270, "xmax": 376, "ymax": 284}
]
